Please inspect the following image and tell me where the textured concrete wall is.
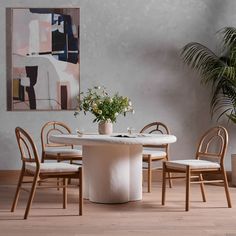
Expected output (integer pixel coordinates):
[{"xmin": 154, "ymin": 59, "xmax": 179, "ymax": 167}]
[{"xmin": 1, "ymin": 0, "xmax": 236, "ymax": 170}]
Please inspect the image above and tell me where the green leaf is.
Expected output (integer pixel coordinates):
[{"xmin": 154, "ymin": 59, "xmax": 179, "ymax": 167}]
[{"xmin": 181, "ymin": 28, "xmax": 236, "ymax": 123}]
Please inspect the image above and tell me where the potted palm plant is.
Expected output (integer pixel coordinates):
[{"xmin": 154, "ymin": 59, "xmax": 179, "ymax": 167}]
[{"xmin": 181, "ymin": 27, "xmax": 236, "ymax": 122}]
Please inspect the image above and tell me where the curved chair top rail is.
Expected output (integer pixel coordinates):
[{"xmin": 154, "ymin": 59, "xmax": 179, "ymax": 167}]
[
  {"xmin": 140, "ymin": 121, "xmax": 170, "ymax": 148},
  {"xmin": 196, "ymin": 126, "xmax": 228, "ymax": 165},
  {"xmin": 15, "ymin": 127, "xmax": 40, "ymax": 166},
  {"xmin": 140, "ymin": 121, "xmax": 170, "ymax": 135},
  {"xmin": 41, "ymin": 121, "xmax": 73, "ymax": 149}
]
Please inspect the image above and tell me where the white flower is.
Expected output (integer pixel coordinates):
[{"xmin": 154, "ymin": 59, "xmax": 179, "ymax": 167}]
[
  {"xmin": 132, "ymin": 109, "xmax": 135, "ymax": 114},
  {"xmin": 92, "ymin": 103, "xmax": 97, "ymax": 108},
  {"xmin": 76, "ymin": 86, "xmax": 134, "ymax": 123}
]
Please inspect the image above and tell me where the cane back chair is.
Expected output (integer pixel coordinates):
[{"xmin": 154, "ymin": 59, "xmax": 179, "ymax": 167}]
[
  {"xmin": 162, "ymin": 126, "xmax": 232, "ymax": 211},
  {"xmin": 41, "ymin": 121, "xmax": 82, "ymax": 164},
  {"xmin": 11, "ymin": 127, "xmax": 83, "ymax": 219},
  {"xmin": 140, "ymin": 121, "xmax": 172, "ymax": 192}
]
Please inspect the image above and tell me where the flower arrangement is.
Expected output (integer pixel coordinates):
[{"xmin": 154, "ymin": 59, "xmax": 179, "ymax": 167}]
[{"xmin": 75, "ymin": 86, "xmax": 134, "ymax": 123}]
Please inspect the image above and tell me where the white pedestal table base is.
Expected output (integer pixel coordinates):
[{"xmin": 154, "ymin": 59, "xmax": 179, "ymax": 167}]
[{"xmin": 83, "ymin": 144, "xmax": 142, "ymax": 203}]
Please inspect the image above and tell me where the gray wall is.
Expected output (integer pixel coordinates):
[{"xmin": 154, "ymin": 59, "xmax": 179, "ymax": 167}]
[{"xmin": 1, "ymin": 0, "xmax": 236, "ymax": 170}]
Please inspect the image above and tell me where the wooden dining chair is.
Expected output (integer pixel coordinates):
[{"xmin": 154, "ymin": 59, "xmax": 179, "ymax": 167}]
[
  {"xmin": 41, "ymin": 121, "xmax": 82, "ymax": 165},
  {"xmin": 140, "ymin": 121, "xmax": 172, "ymax": 192},
  {"xmin": 11, "ymin": 127, "xmax": 83, "ymax": 219},
  {"xmin": 162, "ymin": 126, "xmax": 232, "ymax": 211}
]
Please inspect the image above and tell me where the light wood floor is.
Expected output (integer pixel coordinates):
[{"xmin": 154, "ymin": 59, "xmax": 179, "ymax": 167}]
[{"xmin": 0, "ymin": 181, "xmax": 236, "ymax": 236}]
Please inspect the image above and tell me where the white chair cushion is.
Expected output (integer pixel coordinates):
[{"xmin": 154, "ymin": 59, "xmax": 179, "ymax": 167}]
[
  {"xmin": 142, "ymin": 148, "xmax": 166, "ymax": 158},
  {"xmin": 45, "ymin": 148, "xmax": 82, "ymax": 156},
  {"xmin": 71, "ymin": 160, "xmax": 83, "ymax": 165},
  {"xmin": 165, "ymin": 159, "xmax": 220, "ymax": 170},
  {"xmin": 26, "ymin": 162, "xmax": 81, "ymax": 173}
]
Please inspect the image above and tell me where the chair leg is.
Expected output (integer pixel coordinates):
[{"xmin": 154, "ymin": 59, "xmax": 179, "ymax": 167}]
[
  {"xmin": 11, "ymin": 166, "xmax": 25, "ymax": 212},
  {"xmin": 222, "ymin": 169, "xmax": 232, "ymax": 208},
  {"xmin": 142, "ymin": 165, "xmax": 144, "ymax": 186},
  {"xmin": 199, "ymin": 174, "xmax": 206, "ymax": 202},
  {"xmin": 161, "ymin": 162, "xmax": 167, "ymax": 206},
  {"xmin": 57, "ymin": 159, "xmax": 60, "ymax": 191},
  {"xmin": 165, "ymin": 156, "xmax": 173, "ymax": 188},
  {"xmin": 24, "ymin": 173, "xmax": 39, "ymax": 219},
  {"xmin": 168, "ymin": 172, "xmax": 173, "ymax": 188},
  {"xmin": 68, "ymin": 160, "xmax": 73, "ymax": 185},
  {"xmin": 147, "ymin": 157, "xmax": 152, "ymax": 193},
  {"xmin": 79, "ymin": 168, "xmax": 83, "ymax": 216},
  {"xmin": 63, "ymin": 178, "xmax": 68, "ymax": 209},
  {"xmin": 41, "ymin": 154, "xmax": 45, "ymax": 163},
  {"xmin": 185, "ymin": 166, "xmax": 190, "ymax": 211}
]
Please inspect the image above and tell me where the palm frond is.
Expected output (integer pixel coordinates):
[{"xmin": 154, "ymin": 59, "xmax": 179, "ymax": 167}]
[
  {"xmin": 217, "ymin": 66, "xmax": 236, "ymax": 81},
  {"xmin": 181, "ymin": 29, "xmax": 236, "ymax": 122},
  {"xmin": 181, "ymin": 42, "xmax": 225, "ymax": 85},
  {"xmin": 217, "ymin": 107, "xmax": 234, "ymax": 121},
  {"xmin": 220, "ymin": 27, "xmax": 236, "ymax": 48},
  {"xmin": 227, "ymin": 113, "xmax": 236, "ymax": 123},
  {"xmin": 181, "ymin": 43, "xmax": 219, "ymax": 67},
  {"xmin": 219, "ymin": 27, "xmax": 236, "ymax": 67},
  {"xmin": 211, "ymin": 95, "xmax": 233, "ymax": 115}
]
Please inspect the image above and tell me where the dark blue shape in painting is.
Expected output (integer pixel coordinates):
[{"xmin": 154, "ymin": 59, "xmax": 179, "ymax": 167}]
[
  {"xmin": 28, "ymin": 9, "xmax": 79, "ymax": 64},
  {"xmin": 52, "ymin": 13, "xmax": 79, "ymax": 64},
  {"xmin": 25, "ymin": 66, "xmax": 38, "ymax": 110}
]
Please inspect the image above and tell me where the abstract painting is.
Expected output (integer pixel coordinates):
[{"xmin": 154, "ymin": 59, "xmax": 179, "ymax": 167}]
[{"xmin": 6, "ymin": 8, "xmax": 80, "ymax": 110}]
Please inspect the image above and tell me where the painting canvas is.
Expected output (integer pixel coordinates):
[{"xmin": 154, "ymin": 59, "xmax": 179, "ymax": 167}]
[{"xmin": 7, "ymin": 8, "xmax": 80, "ymax": 110}]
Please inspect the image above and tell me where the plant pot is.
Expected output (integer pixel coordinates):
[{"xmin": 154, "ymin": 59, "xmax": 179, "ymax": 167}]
[{"xmin": 98, "ymin": 121, "xmax": 113, "ymax": 135}]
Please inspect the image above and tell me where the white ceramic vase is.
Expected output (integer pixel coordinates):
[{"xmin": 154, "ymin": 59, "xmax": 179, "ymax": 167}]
[{"xmin": 98, "ymin": 121, "xmax": 113, "ymax": 135}]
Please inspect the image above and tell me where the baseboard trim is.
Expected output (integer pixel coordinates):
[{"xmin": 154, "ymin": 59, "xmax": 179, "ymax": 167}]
[{"xmin": 0, "ymin": 170, "xmax": 232, "ymax": 185}]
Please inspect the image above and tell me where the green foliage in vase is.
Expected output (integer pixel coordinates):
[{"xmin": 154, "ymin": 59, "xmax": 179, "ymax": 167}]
[
  {"xmin": 74, "ymin": 86, "xmax": 134, "ymax": 123},
  {"xmin": 181, "ymin": 27, "xmax": 236, "ymax": 123}
]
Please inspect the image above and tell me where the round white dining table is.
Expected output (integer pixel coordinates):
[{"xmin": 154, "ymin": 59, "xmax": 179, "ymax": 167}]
[{"xmin": 49, "ymin": 133, "xmax": 177, "ymax": 204}]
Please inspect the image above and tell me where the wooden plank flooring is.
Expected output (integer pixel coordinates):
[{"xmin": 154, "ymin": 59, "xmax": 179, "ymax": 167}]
[{"xmin": 0, "ymin": 182, "xmax": 236, "ymax": 236}]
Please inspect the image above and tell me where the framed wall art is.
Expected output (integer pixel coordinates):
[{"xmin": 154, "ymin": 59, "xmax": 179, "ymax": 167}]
[{"xmin": 6, "ymin": 8, "xmax": 80, "ymax": 111}]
